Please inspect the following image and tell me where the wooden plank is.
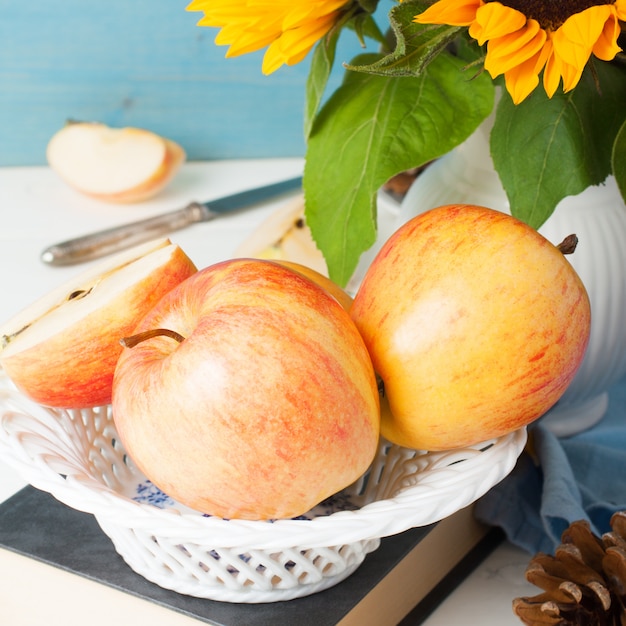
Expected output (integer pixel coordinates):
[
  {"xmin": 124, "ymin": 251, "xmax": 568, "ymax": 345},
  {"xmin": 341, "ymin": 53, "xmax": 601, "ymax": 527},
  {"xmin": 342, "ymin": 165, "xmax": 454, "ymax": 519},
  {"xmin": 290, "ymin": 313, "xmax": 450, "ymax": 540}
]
[{"xmin": 1, "ymin": 1, "xmax": 373, "ymax": 166}]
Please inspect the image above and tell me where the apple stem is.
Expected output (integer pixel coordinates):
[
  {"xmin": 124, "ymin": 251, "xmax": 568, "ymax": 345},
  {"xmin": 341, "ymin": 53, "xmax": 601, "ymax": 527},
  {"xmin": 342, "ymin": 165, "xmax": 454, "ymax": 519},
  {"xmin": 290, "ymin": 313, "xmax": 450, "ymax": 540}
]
[
  {"xmin": 120, "ymin": 328, "xmax": 185, "ymax": 348},
  {"xmin": 557, "ymin": 234, "xmax": 578, "ymax": 255}
]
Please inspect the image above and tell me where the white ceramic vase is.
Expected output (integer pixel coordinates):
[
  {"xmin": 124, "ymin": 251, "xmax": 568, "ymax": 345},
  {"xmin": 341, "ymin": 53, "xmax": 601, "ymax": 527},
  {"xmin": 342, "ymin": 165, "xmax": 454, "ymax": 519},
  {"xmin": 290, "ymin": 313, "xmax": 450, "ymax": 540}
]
[{"xmin": 395, "ymin": 121, "xmax": 626, "ymax": 437}]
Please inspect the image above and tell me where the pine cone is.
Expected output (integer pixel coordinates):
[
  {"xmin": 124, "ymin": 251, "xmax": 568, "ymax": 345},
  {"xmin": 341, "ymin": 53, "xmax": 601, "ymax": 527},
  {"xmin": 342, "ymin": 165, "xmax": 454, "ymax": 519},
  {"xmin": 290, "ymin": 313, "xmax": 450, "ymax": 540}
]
[{"xmin": 513, "ymin": 511, "xmax": 626, "ymax": 625}]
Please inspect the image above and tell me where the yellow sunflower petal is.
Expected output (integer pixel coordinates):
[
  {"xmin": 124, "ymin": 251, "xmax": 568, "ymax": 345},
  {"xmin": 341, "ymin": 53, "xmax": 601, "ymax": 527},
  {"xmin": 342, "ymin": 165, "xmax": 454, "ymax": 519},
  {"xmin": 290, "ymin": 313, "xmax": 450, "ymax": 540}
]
[
  {"xmin": 502, "ymin": 30, "xmax": 553, "ymax": 103},
  {"xmin": 554, "ymin": 5, "xmax": 613, "ymax": 71},
  {"xmin": 188, "ymin": 0, "xmax": 348, "ymax": 73},
  {"xmin": 545, "ymin": 46, "xmax": 584, "ymax": 94},
  {"xmin": 281, "ymin": 0, "xmax": 348, "ymax": 28},
  {"xmin": 592, "ymin": 12, "xmax": 623, "ymax": 61},
  {"xmin": 542, "ymin": 38, "xmax": 562, "ymax": 98},
  {"xmin": 504, "ymin": 47, "xmax": 547, "ymax": 104},
  {"xmin": 262, "ymin": 12, "xmax": 339, "ymax": 74},
  {"xmin": 616, "ymin": 0, "xmax": 626, "ymax": 20},
  {"xmin": 413, "ymin": 0, "xmax": 482, "ymax": 26},
  {"xmin": 187, "ymin": 0, "xmax": 209, "ymax": 10},
  {"xmin": 220, "ymin": 30, "xmax": 279, "ymax": 58},
  {"xmin": 560, "ymin": 61, "xmax": 585, "ymax": 93},
  {"xmin": 484, "ymin": 20, "xmax": 546, "ymax": 78},
  {"xmin": 468, "ymin": 2, "xmax": 527, "ymax": 46}
]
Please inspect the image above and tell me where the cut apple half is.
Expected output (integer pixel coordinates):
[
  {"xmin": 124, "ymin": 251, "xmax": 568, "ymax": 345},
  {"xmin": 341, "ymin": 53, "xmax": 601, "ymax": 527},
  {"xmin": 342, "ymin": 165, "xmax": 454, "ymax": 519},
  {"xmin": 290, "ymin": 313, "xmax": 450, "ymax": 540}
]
[
  {"xmin": 0, "ymin": 238, "xmax": 197, "ymax": 408},
  {"xmin": 234, "ymin": 194, "xmax": 328, "ymax": 276},
  {"xmin": 46, "ymin": 122, "xmax": 186, "ymax": 203}
]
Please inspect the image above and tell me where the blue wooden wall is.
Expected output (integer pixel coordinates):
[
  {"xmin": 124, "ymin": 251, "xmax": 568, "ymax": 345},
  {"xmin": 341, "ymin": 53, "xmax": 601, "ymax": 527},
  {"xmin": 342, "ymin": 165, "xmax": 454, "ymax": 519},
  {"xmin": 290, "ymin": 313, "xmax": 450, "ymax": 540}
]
[{"xmin": 1, "ymin": 1, "xmax": 386, "ymax": 167}]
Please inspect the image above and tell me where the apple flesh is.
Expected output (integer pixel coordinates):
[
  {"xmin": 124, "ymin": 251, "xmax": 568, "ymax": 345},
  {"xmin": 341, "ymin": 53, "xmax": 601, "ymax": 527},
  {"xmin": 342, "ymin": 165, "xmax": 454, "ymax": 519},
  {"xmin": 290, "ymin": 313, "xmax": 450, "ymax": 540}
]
[
  {"xmin": 46, "ymin": 122, "xmax": 186, "ymax": 203},
  {"xmin": 112, "ymin": 259, "xmax": 380, "ymax": 520},
  {"xmin": 0, "ymin": 239, "xmax": 197, "ymax": 408},
  {"xmin": 351, "ymin": 204, "xmax": 591, "ymax": 451},
  {"xmin": 234, "ymin": 195, "xmax": 328, "ymax": 275}
]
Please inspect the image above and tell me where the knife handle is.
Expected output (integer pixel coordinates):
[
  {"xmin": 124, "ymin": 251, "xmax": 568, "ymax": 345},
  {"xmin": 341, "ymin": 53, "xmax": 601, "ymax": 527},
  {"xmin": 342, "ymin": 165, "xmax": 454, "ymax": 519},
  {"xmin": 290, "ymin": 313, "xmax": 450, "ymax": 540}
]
[{"xmin": 40, "ymin": 202, "xmax": 206, "ymax": 266}]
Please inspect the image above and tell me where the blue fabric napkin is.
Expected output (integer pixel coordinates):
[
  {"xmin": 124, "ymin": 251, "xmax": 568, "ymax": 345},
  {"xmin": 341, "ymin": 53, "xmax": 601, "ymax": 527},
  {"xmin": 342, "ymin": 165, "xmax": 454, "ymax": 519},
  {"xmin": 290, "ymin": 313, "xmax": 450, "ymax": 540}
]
[{"xmin": 474, "ymin": 372, "xmax": 626, "ymax": 555}]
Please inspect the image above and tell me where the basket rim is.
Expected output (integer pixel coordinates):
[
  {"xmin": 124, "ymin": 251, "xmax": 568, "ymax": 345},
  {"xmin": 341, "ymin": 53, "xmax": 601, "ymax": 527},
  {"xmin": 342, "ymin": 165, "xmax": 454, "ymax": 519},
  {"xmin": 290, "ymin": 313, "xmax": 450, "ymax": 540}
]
[{"xmin": 0, "ymin": 372, "xmax": 526, "ymax": 550}]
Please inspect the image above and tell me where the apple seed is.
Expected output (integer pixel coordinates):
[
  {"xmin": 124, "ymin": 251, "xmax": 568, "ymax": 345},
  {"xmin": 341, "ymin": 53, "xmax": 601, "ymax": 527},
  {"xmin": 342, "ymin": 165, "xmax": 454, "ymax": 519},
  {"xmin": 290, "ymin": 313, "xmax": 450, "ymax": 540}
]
[{"xmin": 67, "ymin": 288, "xmax": 92, "ymax": 300}]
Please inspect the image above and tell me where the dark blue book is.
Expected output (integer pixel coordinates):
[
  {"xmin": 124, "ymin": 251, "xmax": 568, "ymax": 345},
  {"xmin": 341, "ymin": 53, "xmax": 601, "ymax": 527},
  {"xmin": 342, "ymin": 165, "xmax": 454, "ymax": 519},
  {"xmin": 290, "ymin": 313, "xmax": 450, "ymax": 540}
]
[{"xmin": 0, "ymin": 486, "xmax": 500, "ymax": 625}]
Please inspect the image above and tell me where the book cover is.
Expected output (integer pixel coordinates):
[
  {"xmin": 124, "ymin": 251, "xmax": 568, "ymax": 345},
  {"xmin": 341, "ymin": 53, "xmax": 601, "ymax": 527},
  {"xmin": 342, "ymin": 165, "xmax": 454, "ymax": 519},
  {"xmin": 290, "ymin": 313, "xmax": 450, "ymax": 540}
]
[{"xmin": 0, "ymin": 486, "xmax": 499, "ymax": 625}]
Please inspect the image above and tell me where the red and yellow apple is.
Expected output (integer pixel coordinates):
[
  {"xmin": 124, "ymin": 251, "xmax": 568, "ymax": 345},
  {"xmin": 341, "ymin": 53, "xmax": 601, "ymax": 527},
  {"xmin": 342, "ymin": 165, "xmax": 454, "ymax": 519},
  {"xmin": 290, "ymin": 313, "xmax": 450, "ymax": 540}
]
[
  {"xmin": 270, "ymin": 260, "xmax": 354, "ymax": 312},
  {"xmin": 112, "ymin": 258, "xmax": 380, "ymax": 520},
  {"xmin": 0, "ymin": 239, "xmax": 197, "ymax": 408},
  {"xmin": 46, "ymin": 121, "xmax": 186, "ymax": 203},
  {"xmin": 351, "ymin": 204, "xmax": 591, "ymax": 451}
]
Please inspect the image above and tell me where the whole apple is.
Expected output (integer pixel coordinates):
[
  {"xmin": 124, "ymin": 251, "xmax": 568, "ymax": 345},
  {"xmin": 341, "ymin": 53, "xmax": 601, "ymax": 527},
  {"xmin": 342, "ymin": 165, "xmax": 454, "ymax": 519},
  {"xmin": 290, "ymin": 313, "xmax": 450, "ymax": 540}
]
[
  {"xmin": 351, "ymin": 204, "xmax": 591, "ymax": 451},
  {"xmin": 112, "ymin": 259, "xmax": 380, "ymax": 520},
  {"xmin": 270, "ymin": 260, "xmax": 353, "ymax": 312},
  {"xmin": 0, "ymin": 239, "xmax": 196, "ymax": 408}
]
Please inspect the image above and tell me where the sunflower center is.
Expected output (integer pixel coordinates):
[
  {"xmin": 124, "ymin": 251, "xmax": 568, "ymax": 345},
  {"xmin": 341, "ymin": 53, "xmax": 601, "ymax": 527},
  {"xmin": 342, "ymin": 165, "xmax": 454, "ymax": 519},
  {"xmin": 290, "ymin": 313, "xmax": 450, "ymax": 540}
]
[{"xmin": 491, "ymin": 0, "xmax": 614, "ymax": 30}]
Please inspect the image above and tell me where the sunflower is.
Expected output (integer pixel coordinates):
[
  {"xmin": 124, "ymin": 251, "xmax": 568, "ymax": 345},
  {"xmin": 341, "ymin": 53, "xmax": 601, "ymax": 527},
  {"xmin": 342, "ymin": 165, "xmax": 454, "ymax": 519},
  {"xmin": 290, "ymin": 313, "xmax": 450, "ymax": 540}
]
[
  {"xmin": 414, "ymin": 0, "xmax": 626, "ymax": 103},
  {"xmin": 187, "ymin": 0, "xmax": 352, "ymax": 75}
]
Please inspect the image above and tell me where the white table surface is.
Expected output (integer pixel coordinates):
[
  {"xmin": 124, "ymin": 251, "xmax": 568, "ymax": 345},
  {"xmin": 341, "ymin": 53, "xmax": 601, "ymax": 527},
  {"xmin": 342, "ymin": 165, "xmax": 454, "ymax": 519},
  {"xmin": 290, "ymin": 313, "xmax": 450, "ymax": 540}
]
[{"xmin": 0, "ymin": 158, "xmax": 537, "ymax": 624}]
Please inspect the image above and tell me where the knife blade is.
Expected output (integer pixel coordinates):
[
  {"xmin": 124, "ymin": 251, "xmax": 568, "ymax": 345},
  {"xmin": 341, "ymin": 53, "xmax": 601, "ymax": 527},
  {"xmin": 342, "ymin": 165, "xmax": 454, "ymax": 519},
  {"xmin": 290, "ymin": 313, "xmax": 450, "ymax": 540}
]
[{"xmin": 40, "ymin": 175, "xmax": 303, "ymax": 266}]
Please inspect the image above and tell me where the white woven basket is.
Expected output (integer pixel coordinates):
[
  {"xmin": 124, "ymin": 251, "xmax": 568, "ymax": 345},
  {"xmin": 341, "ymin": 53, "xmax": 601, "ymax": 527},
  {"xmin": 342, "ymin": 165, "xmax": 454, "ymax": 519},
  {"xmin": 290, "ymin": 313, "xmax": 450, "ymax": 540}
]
[{"xmin": 0, "ymin": 370, "xmax": 526, "ymax": 603}]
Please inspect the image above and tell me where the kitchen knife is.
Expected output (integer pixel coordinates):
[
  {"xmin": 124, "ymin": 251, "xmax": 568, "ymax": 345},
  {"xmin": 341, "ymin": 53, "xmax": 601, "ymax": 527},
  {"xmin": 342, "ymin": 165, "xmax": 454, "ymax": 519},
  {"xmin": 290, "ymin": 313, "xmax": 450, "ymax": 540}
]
[{"xmin": 41, "ymin": 175, "xmax": 303, "ymax": 266}]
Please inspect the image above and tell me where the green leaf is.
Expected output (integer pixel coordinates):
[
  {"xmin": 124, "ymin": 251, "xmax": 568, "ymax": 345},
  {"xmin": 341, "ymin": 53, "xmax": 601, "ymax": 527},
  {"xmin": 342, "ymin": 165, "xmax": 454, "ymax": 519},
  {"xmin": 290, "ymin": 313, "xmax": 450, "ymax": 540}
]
[
  {"xmin": 345, "ymin": 0, "xmax": 462, "ymax": 77},
  {"xmin": 356, "ymin": 0, "xmax": 380, "ymax": 13},
  {"xmin": 304, "ymin": 51, "xmax": 494, "ymax": 287},
  {"xmin": 304, "ymin": 30, "xmax": 341, "ymax": 139},
  {"xmin": 348, "ymin": 12, "xmax": 387, "ymax": 48},
  {"xmin": 612, "ymin": 119, "xmax": 626, "ymax": 204},
  {"xmin": 304, "ymin": 10, "xmax": 387, "ymax": 139},
  {"xmin": 491, "ymin": 60, "xmax": 626, "ymax": 229}
]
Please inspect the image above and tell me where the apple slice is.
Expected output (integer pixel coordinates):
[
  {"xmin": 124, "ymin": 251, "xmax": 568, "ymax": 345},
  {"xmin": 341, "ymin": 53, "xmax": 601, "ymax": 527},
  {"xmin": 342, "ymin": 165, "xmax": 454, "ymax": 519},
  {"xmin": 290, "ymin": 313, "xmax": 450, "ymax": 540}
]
[
  {"xmin": 234, "ymin": 194, "xmax": 328, "ymax": 275},
  {"xmin": 0, "ymin": 238, "xmax": 197, "ymax": 408},
  {"xmin": 46, "ymin": 122, "xmax": 186, "ymax": 203}
]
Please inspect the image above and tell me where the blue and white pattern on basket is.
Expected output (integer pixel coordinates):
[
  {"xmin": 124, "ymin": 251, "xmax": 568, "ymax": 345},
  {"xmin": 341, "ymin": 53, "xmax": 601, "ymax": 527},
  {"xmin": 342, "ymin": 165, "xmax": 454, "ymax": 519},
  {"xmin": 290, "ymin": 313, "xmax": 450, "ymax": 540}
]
[
  {"xmin": 132, "ymin": 479, "xmax": 361, "ymax": 520},
  {"xmin": 133, "ymin": 480, "xmax": 177, "ymax": 509}
]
